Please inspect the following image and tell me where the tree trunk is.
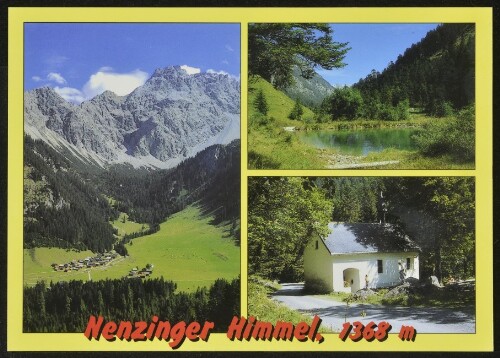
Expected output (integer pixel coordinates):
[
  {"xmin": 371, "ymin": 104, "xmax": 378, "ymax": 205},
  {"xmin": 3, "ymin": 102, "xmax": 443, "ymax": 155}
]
[{"xmin": 435, "ymin": 246, "xmax": 442, "ymax": 283}]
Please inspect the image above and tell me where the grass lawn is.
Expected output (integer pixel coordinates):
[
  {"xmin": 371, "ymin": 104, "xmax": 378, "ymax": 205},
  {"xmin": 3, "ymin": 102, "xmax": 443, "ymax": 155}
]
[
  {"xmin": 24, "ymin": 205, "xmax": 240, "ymax": 292},
  {"xmin": 248, "ymin": 76, "xmax": 329, "ymax": 169},
  {"xmin": 360, "ymin": 149, "xmax": 475, "ymax": 170},
  {"xmin": 124, "ymin": 205, "xmax": 240, "ymax": 292},
  {"xmin": 248, "ymin": 125, "xmax": 329, "ymax": 169},
  {"xmin": 24, "ymin": 247, "xmax": 95, "ymax": 285},
  {"xmin": 249, "ymin": 123, "xmax": 474, "ymax": 170}
]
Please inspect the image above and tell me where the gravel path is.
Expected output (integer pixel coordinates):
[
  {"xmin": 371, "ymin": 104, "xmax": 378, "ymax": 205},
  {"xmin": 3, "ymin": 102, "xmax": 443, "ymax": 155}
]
[
  {"xmin": 319, "ymin": 151, "xmax": 400, "ymax": 169},
  {"xmin": 327, "ymin": 160, "xmax": 400, "ymax": 169},
  {"xmin": 272, "ymin": 283, "xmax": 475, "ymax": 334}
]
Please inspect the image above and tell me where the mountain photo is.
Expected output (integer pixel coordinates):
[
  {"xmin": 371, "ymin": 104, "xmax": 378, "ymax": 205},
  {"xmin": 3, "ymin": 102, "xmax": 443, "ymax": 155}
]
[{"xmin": 22, "ymin": 23, "xmax": 241, "ymax": 333}]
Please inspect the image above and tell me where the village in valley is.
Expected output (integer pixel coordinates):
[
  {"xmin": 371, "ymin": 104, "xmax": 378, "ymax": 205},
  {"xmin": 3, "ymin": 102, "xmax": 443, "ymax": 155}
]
[
  {"xmin": 50, "ymin": 250, "xmax": 154, "ymax": 279},
  {"xmin": 127, "ymin": 264, "xmax": 154, "ymax": 279}
]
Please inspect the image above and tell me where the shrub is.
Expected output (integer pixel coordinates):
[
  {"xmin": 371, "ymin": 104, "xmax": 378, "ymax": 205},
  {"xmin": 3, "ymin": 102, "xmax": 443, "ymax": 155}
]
[
  {"xmin": 254, "ymin": 89, "xmax": 269, "ymax": 115},
  {"xmin": 250, "ymin": 113, "xmax": 270, "ymax": 127},
  {"xmin": 313, "ymin": 111, "xmax": 329, "ymax": 123},
  {"xmin": 279, "ymin": 131, "xmax": 294, "ymax": 144},
  {"xmin": 322, "ymin": 87, "xmax": 364, "ymax": 121},
  {"xmin": 396, "ymin": 99, "xmax": 410, "ymax": 121},
  {"xmin": 379, "ymin": 104, "xmax": 397, "ymax": 121},
  {"xmin": 248, "ymin": 150, "xmax": 281, "ymax": 169},
  {"xmin": 430, "ymin": 100, "xmax": 454, "ymax": 117},
  {"xmin": 381, "ymin": 294, "xmax": 409, "ymax": 306},
  {"xmin": 413, "ymin": 104, "xmax": 475, "ymax": 162},
  {"xmin": 447, "ymin": 104, "xmax": 475, "ymax": 161},
  {"xmin": 304, "ymin": 277, "xmax": 330, "ymax": 294}
]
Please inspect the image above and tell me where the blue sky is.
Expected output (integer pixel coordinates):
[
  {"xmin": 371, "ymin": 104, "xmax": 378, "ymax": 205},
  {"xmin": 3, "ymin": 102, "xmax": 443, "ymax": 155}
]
[
  {"xmin": 318, "ymin": 24, "xmax": 439, "ymax": 86},
  {"xmin": 24, "ymin": 23, "xmax": 240, "ymax": 102}
]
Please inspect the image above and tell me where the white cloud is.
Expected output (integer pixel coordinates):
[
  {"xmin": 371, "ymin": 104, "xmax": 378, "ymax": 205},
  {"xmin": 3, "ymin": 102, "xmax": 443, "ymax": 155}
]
[
  {"xmin": 222, "ymin": 59, "xmax": 229, "ymax": 65},
  {"xmin": 82, "ymin": 69, "xmax": 149, "ymax": 98},
  {"xmin": 47, "ymin": 68, "xmax": 149, "ymax": 104},
  {"xmin": 54, "ymin": 86, "xmax": 86, "ymax": 103},
  {"xmin": 225, "ymin": 44, "xmax": 234, "ymax": 52},
  {"xmin": 207, "ymin": 69, "xmax": 240, "ymax": 81},
  {"xmin": 47, "ymin": 72, "xmax": 67, "ymax": 85},
  {"xmin": 180, "ymin": 65, "xmax": 201, "ymax": 75},
  {"xmin": 32, "ymin": 76, "xmax": 42, "ymax": 82}
]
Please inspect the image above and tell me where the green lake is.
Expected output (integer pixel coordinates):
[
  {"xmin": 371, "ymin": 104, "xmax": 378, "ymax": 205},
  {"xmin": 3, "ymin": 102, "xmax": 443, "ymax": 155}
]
[{"xmin": 298, "ymin": 127, "xmax": 418, "ymax": 156}]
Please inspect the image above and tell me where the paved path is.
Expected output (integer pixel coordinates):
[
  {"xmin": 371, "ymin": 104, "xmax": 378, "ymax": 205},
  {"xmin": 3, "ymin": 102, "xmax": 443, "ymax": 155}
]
[{"xmin": 272, "ymin": 283, "xmax": 475, "ymax": 334}]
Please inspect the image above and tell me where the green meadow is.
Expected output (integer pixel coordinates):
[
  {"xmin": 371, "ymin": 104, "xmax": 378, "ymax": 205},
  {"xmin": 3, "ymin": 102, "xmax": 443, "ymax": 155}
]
[
  {"xmin": 248, "ymin": 76, "xmax": 329, "ymax": 169},
  {"xmin": 24, "ymin": 247, "xmax": 95, "ymax": 285},
  {"xmin": 111, "ymin": 212, "xmax": 149, "ymax": 238},
  {"xmin": 24, "ymin": 205, "xmax": 240, "ymax": 292}
]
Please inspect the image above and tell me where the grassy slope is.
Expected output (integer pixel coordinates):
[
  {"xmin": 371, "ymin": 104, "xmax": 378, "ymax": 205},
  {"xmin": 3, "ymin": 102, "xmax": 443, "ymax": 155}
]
[
  {"xmin": 125, "ymin": 205, "xmax": 239, "ymax": 292},
  {"xmin": 24, "ymin": 205, "xmax": 239, "ymax": 292},
  {"xmin": 248, "ymin": 278, "xmax": 332, "ymax": 333},
  {"xmin": 111, "ymin": 212, "xmax": 149, "ymax": 238},
  {"xmin": 24, "ymin": 248, "xmax": 95, "ymax": 284},
  {"xmin": 249, "ymin": 76, "xmax": 315, "ymax": 124},
  {"xmin": 248, "ymin": 76, "xmax": 329, "ymax": 169}
]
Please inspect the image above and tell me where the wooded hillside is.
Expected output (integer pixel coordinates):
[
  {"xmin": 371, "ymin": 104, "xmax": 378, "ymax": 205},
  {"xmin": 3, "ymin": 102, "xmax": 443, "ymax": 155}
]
[
  {"xmin": 353, "ymin": 24, "xmax": 475, "ymax": 115},
  {"xmin": 24, "ymin": 136, "xmax": 117, "ymax": 252},
  {"xmin": 24, "ymin": 137, "xmax": 240, "ymax": 252}
]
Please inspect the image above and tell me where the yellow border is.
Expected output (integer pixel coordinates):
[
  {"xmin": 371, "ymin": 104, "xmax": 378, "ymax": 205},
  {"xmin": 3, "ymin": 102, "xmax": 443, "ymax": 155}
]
[{"xmin": 8, "ymin": 7, "xmax": 493, "ymax": 351}]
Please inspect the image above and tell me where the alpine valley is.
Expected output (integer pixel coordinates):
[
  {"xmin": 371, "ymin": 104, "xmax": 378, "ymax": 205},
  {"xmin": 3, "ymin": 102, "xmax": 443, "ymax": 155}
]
[{"xmin": 23, "ymin": 66, "xmax": 241, "ymax": 332}]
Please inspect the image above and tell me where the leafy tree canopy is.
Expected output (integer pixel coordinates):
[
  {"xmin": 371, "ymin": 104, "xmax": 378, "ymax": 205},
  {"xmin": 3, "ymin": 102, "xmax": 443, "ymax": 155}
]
[
  {"xmin": 385, "ymin": 177, "xmax": 475, "ymax": 282},
  {"xmin": 249, "ymin": 23, "xmax": 350, "ymax": 89},
  {"xmin": 321, "ymin": 86, "xmax": 364, "ymax": 121},
  {"xmin": 248, "ymin": 177, "xmax": 331, "ymax": 282}
]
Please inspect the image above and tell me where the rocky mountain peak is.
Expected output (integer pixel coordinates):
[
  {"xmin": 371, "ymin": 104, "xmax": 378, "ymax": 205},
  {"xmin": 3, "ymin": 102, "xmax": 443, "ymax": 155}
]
[
  {"xmin": 24, "ymin": 65, "xmax": 240, "ymax": 169},
  {"xmin": 30, "ymin": 86, "xmax": 73, "ymax": 107},
  {"xmin": 151, "ymin": 65, "xmax": 192, "ymax": 79},
  {"xmin": 87, "ymin": 90, "xmax": 125, "ymax": 105},
  {"xmin": 283, "ymin": 66, "xmax": 334, "ymax": 107}
]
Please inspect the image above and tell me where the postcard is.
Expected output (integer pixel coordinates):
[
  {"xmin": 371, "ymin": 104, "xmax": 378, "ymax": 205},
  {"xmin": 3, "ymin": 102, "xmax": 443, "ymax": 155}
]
[{"xmin": 6, "ymin": 6, "xmax": 493, "ymax": 353}]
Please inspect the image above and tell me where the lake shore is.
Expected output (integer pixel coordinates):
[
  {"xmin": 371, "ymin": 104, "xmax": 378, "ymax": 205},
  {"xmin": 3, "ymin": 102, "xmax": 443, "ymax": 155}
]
[{"xmin": 248, "ymin": 112, "xmax": 475, "ymax": 170}]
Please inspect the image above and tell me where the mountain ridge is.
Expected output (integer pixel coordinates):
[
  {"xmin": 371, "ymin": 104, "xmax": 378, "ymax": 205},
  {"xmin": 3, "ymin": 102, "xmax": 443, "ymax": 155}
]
[{"xmin": 283, "ymin": 66, "xmax": 334, "ymax": 108}]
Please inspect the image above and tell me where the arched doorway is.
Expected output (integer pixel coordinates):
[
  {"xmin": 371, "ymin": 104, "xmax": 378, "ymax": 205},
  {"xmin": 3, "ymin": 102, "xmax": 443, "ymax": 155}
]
[{"xmin": 343, "ymin": 268, "xmax": 360, "ymax": 293}]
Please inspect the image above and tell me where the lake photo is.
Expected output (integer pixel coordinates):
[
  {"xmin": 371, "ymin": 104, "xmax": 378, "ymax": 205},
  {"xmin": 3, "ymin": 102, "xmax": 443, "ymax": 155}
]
[
  {"xmin": 298, "ymin": 127, "xmax": 418, "ymax": 156},
  {"xmin": 247, "ymin": 23, "xmax": 475, "ymax": 170}
]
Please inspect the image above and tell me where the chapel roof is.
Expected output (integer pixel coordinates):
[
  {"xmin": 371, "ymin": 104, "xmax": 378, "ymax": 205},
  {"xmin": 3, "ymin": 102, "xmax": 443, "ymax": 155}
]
[{"xmin": 322, "ymin": 222, "xmax": 420, "ymax": 255}]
